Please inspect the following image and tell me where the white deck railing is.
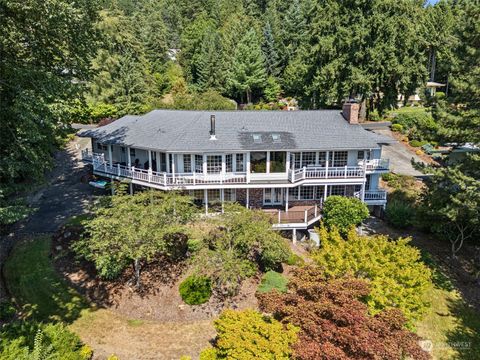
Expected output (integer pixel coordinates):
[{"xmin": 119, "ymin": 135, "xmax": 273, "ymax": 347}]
[
  {"xmin": 269, "ymin": 204, "xmax": 321, "ymax": 225},
  {"xmin": 84, "ymin": 150, "xmax": 248, "ymax": 187},
  {"xmin": 358, "ymin": 158, "xmax": 390, "ymax": 171},
  {"xmin": 364, "ymin": 190, "xmax": 387, "ymax": 201},
  {"xmin": 288, "ymin": 166, "xmax": 364, "ymax": 182}
]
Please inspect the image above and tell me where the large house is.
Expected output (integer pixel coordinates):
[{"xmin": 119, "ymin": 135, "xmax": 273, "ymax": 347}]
[{"xmin": 78, "ymin": 102, "xmax": 393, "ymax": 236}]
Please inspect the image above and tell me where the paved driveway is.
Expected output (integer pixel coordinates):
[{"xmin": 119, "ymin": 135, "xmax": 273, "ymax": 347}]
[{"xmin": 373, "ymin": 128, "xmax": 425, "ymax": 177}]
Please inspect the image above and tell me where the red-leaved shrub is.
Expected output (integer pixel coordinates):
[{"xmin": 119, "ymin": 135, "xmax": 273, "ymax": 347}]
[{"xmin": 257, "ymin": 266, "xmax": 430, "ymax": 360}]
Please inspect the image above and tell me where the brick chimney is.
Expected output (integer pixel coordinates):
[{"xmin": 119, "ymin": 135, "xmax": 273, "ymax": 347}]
[{"xmin": 342, "ymin": 101, "xmax": 360, "ymax": 124}]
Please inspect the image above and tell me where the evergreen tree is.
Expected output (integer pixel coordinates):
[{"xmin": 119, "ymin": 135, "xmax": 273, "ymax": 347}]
[
  {"xmin": 197, "ymin": 31, "xmax": 224, "ymax": 91},
  {"xmin": 227, "ymin": 28, "xmax": 267, "ymax": 103},
  {"xmin": 262, "ymin": 21, "xmax": 281, "ymax": 77}
]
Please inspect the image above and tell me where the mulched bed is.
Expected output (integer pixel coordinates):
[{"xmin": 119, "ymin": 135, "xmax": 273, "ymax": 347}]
[{"xmin": 51, "ymin": 225, "xmax": 259, "ymax": 323}]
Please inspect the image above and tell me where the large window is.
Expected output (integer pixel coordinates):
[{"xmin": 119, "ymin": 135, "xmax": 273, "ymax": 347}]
[
  {"xmin": 301, "ymin": 152, "xmax": 316, "ymax": 168},
  {"xmin": 183, "ymin": 154, "xmax": 192, "ymax": 173},
  {"xmin": 329, "ymin": 185, "xmax": 347, "ymax": 196},
  {"xmin": 329, "ymin": 151, "xmax": 348, "ymax": 167},
  {"xmin": 300, "ymin": 186, "xmax": 315, "ymax": 200},
  {"xmin": 264, "ymin": 188, "xmax": 283, "ymax": 204},
  {"xmin": 226, "ymin": 154, "xmax": 233, "ymax": 172},
  {"xmin": 318, "ymin": 152, "xmax": 327, "ymax": 167},
  {"xmin": 207, "ymin": 155, "xmax": 222, "ymax": 174},
  {"xmin": 207, "ymin": 189, "xmax": 221, "ymax": 202},
  {"xmin": 251, "ymin": 152, "xmax": 267, "ymax": 173},
  {"xmin": 195, "ymin": 155, "xmax": 203, "ymax": 173},
  {"xmin": 288, "ymin": 187, "xmax": 298, "ymax": 200},
  {"xmin": 291, "ymin": 152, "xmax": 301, "ymax": 169},
  {"xmin": 97, "ymin": 142, "xmax": 108, "ymax": 151},
  {"xmin": 270, "ymin": 152, "xmax": 286, "ymax": 172},
  {"xmin": 315, "ymin": 186, "xmax": 325, "ymax": 200},
  {"xmin": 224, "ymin": 189, "xmax": 236, "ymax": 202},
  {"xmin": 159, "ymin": 152, "xmax": 166, "ymax": 172},
  {"xmin": 236, "ymin": 154, "xmax": 245, "ymax": 172}
]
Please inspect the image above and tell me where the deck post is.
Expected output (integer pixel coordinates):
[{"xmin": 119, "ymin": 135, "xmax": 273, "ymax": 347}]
[
  {"xmin": 304, "ymin": 209, "xmax": 308, "ymax": 222},
  {"xmin": 108, "ymin": 145, "xmax": 113, "ymax": 167},
  {"xmin": 171, "ymin": 154, "xmax": 175, "ymax": 181},
  {"xmin": 246, "ymin": 153, "xmax": 251, "ymax": 183},
  {"xmin": 361, "ymin": 182, "xmax": 366, "ymax": 202},
  {"xmin": 278, "ymin": 209, "xmax": 281, "ymax": 224},
  {"xmin": 163, "ymin": 173, "xmax": 167, "ymax": 185},
  {"xmin": 303, "ymin": 166, "xmax": 306, "ymax": 179},
  {"xmin": 314, "ymin": 205, "xmax": 318, "ymax": 217},
  {"xmin": 344, "ymin": 165, "xmax": 348, "ymax": 178},
  {"xmin": 325, "ymin": 151, "xmax": 329, "ymax": 178},
  {"xmin": 246, "ymin": 188, "xmax": 249, "ymax": 209},
  {"xmin": 117, "ymin": 163, "xmax": 120, "ymax": 176},
  {"xmin": 285, "ymin": 188, "xmax": 289, "ymax": 212},
  {"xmin": 324, "ymin": 185, "xmax": 328, "ymax": 200},
  {"xmin": 129, "ymin": 182, "xmax": 133, "ymax": 195},
  {"xmin": 292, "ymin": 228, "xmax": 297, "ymax": 244},
  {"xmin": 204, "ymin": 189, "xmax": 208, "ymax": 215}
]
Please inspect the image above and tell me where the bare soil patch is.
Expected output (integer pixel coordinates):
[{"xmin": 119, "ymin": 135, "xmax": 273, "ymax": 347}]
[{"xmin": 52, "ymin": 226, "xmax": 259, "ymax": 323}]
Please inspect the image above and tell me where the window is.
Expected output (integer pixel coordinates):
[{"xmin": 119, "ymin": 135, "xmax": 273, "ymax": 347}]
[
  {"xmin": 365, "ymin": 175, "xmax": 371, "ymax": 190},
  {"xmin": 226, "ymin": 154, "xmax": 233, "ymax": 172},
  {"xmin": 315, "ymin": 186, "xmax": 325, "ymax": 200},
  {"xmin": 224, "ymin": 189, "xmax": 236, "ymax": 202},
  {"xmin": 129, "ymin": 148, "xmax": 136, "ymax": 157},
  {"xmin": 183, "ymin": 154, "xmax": 192, "ymax": 173},
  {"xmin": 253, "ymin": 134, "xmax": 262, "ymax": 143},
  {"xmin": 318, "ymin": 152, "xmax": 326, "ymax": 167},
  {"xmin": 271, "ymin": 134, "xmax": 281, "ymax": 143},
  {"xmin": 289, "ymin": 187, "xmax": 299, "ymax": 200},
  {"xmin": 97, "ymin": 142, "xmax": 107, "ymax": 151},
  {"xmin": 207, "ymin": 155, "xmax": 222, "ymax": 174},
  {"xmin": 301, "ymin": 152, "xmax": 316, "ymax": 168},
  {"xmin": 329, "ymin": 151, "xmax": 348, "ymax": 167},
  {"xmin": 159, "ymin": 152, "xmax": 166, "ymax": 172},
  {"xmin": 329, "ymin": 185, "xmax": 347, "ymax": 196},
  {"xmin": 300, "ymin": 186, "xmax": 314, "ymax": 200},
  {"xmin": 270, "ymin": 152, "xmax": 286, "ymax": 173},
  {"xmin": 251, "ymin": 152, "xmax": 267, "ymax": 173},
  {"xmin": 195, "ymin": 155, "xmax": 203, "ymax": 173},
  {"xmin": 264, "ymin": 188, "xmax": 282, "ymax": 204},
  {"xmin": 207, "ymin": 189, "xmax": 221, "ymax": 202},
  {"xmin": 236, "ymin": 154, "xmax": 245, "ymax": 172},
  {"xmin": 291, "ymin": 152, "xmax": 301, "ymax": 169},
  {"xmin": 189, "ymin": 190, "xmax": 204, "ymax": 205},
  {"xmin": 357, "ymin": 150, "xmax": 365, "ymax": 160}
]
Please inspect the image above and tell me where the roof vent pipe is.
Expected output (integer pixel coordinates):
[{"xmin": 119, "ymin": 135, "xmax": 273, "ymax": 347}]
[{"xmin": 210, "ymin": 114, "xmax": 217, "ymax": 140}]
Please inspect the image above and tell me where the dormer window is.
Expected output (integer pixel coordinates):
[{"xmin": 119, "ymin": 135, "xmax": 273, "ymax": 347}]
[
  {"xmin": 271, "ymin": 134, "xmax": 281, "ymax": 143},
  {"xmin": 253, "ymin": 134, "xmax": 262, "ymax": 143}
]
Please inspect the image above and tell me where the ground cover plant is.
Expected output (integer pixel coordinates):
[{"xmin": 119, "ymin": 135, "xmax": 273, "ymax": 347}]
[
  {"xmin": 257, "ymin": 271, "xmax": 288, "ymax": 294},
  {"xmin": 200, "ymin": 309, "xmax": 298, "ymax": 360},
  {"xmin": 312, "ymin": 226, "xmax": 432, "ymax": 325},
  {"xmin": 179, "ymin": 275, "xmax": 212, "ymax": 305},
  {"xmin": 258, "ymin": 266, "xmax": 429, "ymax": 360}
]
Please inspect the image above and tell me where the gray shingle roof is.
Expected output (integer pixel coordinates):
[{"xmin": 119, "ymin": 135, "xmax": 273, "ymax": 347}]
[{"xmin": 77, "ymin": 110, "xmax": 394, "ymax": 152}]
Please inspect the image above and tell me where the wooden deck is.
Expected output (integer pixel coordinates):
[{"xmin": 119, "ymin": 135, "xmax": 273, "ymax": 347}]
[{"xmin": 264, "ymin": 205, "xmax": 322, "ymax": 229}]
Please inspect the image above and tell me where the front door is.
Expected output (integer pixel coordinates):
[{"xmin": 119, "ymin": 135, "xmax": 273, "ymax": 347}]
[{"xmin": 264, "ymin": 188, "xmax": 283, "ymax": 205}]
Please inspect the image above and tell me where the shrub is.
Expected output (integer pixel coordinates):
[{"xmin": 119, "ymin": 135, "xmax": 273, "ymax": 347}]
[
  {"xmin": 391, "ymin": 123, "xmax": 403, "ymax": 132},
  {"xmin": 409, "ymin": 139, "xmax": 428, "ymax": 148},
  {"xmin": 257, "ymin": 267, "xmax": 429, "ymax": 360},
  {"xmin": 311, "ymin": 226, "xmax": 432, "ymax": 325},
  {"xmin": 200, "ymin": 309, "xmax": 298, "ymax": 359},
  {"xmin": 0, "ymin": 322, "xmax": 91, "ymax": 359},
  {"xmin": 257, "ymin": 271, "xmax": 288, "ymax": 294},
  {"xmin": 286, "ymin": 253, "xmax": 304, "ymax": 266},
  {"xmin": 368, "ymin": 109, "xmax": 381, "ymax": 121},
  {"xmin": 386, "ymin": 200, "xmax": 416, "ymax": 228},
  {"xmin": 179, "ymin": 275, "xmax": 212, "ymax": 305},
  {"xmin": 0, "ymin": 301, "xmax": 16, "ymax": 321},
  {"xmin": 322, "ymin": 196, "xmax": 369, "ymax": 236},
  {"xmin": 392, "ymin": 111, "xmax": 437, "ymax": 141}
]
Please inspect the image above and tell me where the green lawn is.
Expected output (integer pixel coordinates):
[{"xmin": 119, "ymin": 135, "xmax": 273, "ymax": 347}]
[
  {"xmin": 415, "ymin": 254, "xmax": 480, "ymax": 359},
  {"xmin": 3, "ymin": 236, "xmax": 88, "ymax": 322}
]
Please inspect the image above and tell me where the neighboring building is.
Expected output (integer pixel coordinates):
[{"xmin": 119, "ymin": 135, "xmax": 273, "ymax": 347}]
[{"xmin": 78, "ymin": 102, "xmax": 393, "ymax": 236}]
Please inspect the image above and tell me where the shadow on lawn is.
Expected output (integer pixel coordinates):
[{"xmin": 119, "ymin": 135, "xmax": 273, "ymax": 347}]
[
  {"xmin": 445, "ymin": 296, "xmax": 480, "ymax": 359},
  {"xmin": 3, "ymin": 236, "xmax": 89, "ymax": 324}
]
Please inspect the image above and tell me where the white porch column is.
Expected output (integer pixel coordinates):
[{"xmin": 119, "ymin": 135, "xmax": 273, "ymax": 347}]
[
  {"xmin": 246, "ymin": 153, "xmax": 251, "ymax": 183},
  {"xmin": 108, "ymin": 145, "xmax": 113, "ymax": 166},
  {"xmin": 324, "ymin": 184, "xmax": 328, "ymax": 200},
  {"xmin": 325, "ymin": 151, "xmax": 329, "ymax": 178},
  {"xmin": 266, "ymin": 151, "xmax": 271, "ymax": 174},
  {"xmin": 246, "ymin": 188, "xmax": 249, "ymax": 209},
  {"xmin": 203, "ymin": 154, "xmax": 207, "ymax": 175},
  {"xmin": 285, "ymin": 152, "xmax": 290, "ymax": 174},
  {"xmin": 221, "ymin": 154, "xmax": 226, "ymax": 174},
  {"xmin": 171, "ymin": 154, "xmax": 176, "ymax": 179},
  {"xmin": 285, "ymin": 188, "xmax": 289, "ymax": 212},
  {"xmin": 361, "ymin": 182, "xmax": 366, "ymax": 202},
  {"xmin": 148, "ymin": 150, "xmax": 152, "ymax": 170},
  {"xmin": 127, "ymin": 147, "xmax": 131, "ymax": 167},
  {"xmin": 204, "ymin": 189, "xmax": 208, "ymax": 214}
]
